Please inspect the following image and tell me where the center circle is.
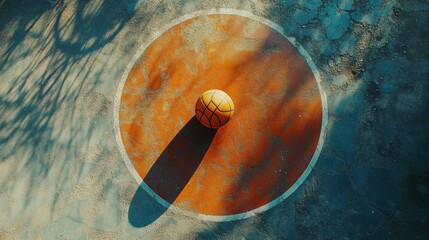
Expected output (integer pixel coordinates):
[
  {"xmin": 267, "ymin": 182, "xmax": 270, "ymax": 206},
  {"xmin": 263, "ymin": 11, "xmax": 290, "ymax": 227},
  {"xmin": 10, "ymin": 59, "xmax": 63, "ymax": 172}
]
[{"xmin": 115, "ymin": 10, "xmax": 327, "ymax": 221}]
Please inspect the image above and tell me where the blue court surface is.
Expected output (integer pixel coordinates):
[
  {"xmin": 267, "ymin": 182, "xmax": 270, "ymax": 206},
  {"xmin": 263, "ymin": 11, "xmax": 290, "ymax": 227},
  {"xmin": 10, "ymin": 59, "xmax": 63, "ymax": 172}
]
[{"xmin": 0, "ymin": 0, "xmax": 428, "ymax": 239}]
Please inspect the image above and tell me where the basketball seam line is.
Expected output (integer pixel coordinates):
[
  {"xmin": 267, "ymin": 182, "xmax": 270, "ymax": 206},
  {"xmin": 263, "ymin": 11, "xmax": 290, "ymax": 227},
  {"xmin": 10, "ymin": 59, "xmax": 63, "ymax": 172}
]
[
  {"xmin": 208, "ymin": 93, "xmax": 224, "ymax": 121},
  {"xmin": 197, "ymin": 108, "xmax": 211, "ymax": 126},
  {"xmin": 207, "ymin": 90, "xmax": 217, "ymax": 128},
  {"xmin": 200, "ymin": 91, "xmax": 215, "ymax": 126},
  {"xmin": 197, "ymin": 100, "xmax": 205, "ymax": 122},
  {"xmin": 202, "ymin": 90, "xmax": 216, "ymax": 108},
  {"xmin": 209, "ymin": 93, "xmax": 228, "ymax": 127},
  {"xmin": 217, "ymin": 107, "xmax": 235, "ymax": 112}
]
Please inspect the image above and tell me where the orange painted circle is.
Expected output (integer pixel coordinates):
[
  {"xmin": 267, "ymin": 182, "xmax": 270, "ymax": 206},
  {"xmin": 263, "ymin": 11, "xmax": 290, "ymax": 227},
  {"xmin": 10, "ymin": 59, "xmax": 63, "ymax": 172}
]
[{"xmin": 119, "ymin": 15, "xmax": 322, "ymax": 216}]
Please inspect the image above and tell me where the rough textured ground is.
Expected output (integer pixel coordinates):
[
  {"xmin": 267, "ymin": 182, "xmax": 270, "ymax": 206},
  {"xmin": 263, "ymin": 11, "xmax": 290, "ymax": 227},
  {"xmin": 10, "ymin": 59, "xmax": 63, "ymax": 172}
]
[{"xmin": 0, "ymin": 0, "xmax": 428, "ymax": 239}]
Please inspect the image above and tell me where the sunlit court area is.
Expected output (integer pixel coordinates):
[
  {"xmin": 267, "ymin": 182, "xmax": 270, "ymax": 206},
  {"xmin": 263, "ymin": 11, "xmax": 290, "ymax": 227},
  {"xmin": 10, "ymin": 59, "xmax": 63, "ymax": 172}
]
[{"xmin": 0, "ymin": 0, "xmax": 428, "ymax": 239}]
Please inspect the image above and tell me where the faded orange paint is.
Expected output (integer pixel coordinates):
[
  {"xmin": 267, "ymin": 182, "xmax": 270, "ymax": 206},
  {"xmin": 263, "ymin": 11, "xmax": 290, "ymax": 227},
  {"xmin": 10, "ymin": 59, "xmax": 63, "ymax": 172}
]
[{"xmin": 119, "ymin": 15, "xmax": 322, "ymax": 216}]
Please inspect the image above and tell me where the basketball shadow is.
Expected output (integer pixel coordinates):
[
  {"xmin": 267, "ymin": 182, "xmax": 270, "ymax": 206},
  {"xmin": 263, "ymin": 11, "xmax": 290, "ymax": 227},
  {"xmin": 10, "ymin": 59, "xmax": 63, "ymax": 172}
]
[{"xmin": 128, "ymin": 117, "xmax": 217, "ymax": 227}]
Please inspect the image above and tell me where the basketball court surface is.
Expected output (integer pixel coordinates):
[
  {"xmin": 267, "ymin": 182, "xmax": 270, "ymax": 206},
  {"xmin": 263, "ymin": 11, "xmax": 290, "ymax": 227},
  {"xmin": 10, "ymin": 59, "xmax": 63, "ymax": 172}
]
[{"xmin": 0, "ymin": 0, "xmax": 428, "ymax": 239}]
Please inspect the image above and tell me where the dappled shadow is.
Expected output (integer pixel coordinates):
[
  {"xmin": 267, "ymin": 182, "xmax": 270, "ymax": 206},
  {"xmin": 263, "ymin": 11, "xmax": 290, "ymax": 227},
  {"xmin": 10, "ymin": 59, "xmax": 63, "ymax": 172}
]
[
  {"xmin": 0, "ymin": 0, "xmax": 161, "ymax": 225},
  {"xmin": 1, "ymin": 0, "xmax": 426, "ymax": 237},
  {"xmin": 0, "ymin": 0, "xmax": 140, "ymax": 167},
  {"xmin": 52, "ymin": 0, "xmax": 137, "ymax": 56},
  {"xmin": 0, "ymin": 0, "xmax": 141, "ymax": 71}
]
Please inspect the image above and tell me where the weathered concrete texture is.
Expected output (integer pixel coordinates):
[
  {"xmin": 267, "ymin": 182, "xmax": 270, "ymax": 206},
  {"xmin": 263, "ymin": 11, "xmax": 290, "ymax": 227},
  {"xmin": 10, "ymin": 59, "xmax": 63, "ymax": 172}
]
[{"xmin": 0, "ymin": 0, "xmax": 428, "ymax": 239}]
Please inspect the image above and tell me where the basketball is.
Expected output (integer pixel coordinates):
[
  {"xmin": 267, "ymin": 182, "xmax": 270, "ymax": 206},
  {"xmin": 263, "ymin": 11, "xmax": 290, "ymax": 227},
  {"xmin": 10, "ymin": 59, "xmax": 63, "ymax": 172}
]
[{"xmin": 195, "ymin": 89, "xmax": 235, "ymax": 128}]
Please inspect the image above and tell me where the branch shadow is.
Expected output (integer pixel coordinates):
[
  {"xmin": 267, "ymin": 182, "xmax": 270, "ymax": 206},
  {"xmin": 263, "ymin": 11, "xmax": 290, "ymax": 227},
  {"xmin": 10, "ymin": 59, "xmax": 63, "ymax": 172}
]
[
  {"xmin": 0, "ymin": 0, "xmax": 163, "ymax": 222},
  {"xmin": 128, "ymin": 116, "xmax": 217, "ymax": 227}
]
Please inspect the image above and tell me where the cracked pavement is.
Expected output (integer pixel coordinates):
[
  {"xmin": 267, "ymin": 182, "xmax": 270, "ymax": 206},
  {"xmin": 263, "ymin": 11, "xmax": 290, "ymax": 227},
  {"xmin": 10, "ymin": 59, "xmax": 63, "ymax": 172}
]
[{"xmin": 0, "ymin": 0, "xmax": 428, "ymax": 238}]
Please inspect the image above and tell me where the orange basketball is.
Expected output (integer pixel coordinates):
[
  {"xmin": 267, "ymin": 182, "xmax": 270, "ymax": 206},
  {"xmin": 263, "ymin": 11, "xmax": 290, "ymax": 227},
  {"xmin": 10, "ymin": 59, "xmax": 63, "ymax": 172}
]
[{"xmin": 195, "ymin": 89, "xmax": 235, "ymax": 128}]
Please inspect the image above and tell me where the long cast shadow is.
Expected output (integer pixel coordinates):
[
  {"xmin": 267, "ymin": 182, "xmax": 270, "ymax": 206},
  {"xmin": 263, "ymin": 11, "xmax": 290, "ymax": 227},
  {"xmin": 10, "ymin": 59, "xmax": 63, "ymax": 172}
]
[{"xmin": 128, "ymin": 117, "xmax": 217, "ymax": 227}]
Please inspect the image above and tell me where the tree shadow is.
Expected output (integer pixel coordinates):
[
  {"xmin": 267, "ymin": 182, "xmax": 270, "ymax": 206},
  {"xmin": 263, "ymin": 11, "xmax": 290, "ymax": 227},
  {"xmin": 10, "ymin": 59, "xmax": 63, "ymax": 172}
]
[
  {"xmin": 0, "ymin": 0, "xmax": 162, "ymax": 223},
  {"xmin": 128, "ymin": 116, "xmax": 217, "ymax": 227}
]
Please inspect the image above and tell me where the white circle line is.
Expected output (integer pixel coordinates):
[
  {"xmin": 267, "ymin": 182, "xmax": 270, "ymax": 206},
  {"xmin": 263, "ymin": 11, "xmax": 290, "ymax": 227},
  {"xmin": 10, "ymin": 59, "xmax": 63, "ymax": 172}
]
[{"xmin": 113, "ymin": 8, "xmax": 328, "ymax": 222}]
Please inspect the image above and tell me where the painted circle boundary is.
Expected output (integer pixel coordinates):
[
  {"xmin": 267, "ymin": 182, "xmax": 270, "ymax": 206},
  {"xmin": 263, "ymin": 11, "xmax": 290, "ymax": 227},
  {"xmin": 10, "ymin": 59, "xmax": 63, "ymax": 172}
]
[{"xmin": 113, "ymin": 8, "xmax": 328, "ymax": 222}]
